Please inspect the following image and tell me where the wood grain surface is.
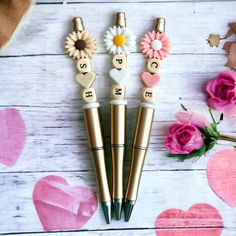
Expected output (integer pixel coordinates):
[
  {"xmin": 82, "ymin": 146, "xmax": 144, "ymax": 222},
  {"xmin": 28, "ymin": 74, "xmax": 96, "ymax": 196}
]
[{"xmin": 0, "ymin": 0, "xmax": 236, "ymax": 235}]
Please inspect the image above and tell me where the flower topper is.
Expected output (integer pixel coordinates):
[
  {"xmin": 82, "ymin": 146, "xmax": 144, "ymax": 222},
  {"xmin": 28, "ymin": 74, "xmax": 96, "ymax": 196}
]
[
  {"xmin": 104, "ymin": 12, "xmax": 135, "ymax": 87},
  {"xmin": 104, "ymin": 25, "xmax": 136, "ymax": 55},
  {"xmin": 65, "ymin": 20, "xmax": 96, "ymax": 60},
  {"xmin": 64, "ymin": 17, "xmax": 97, "ymax": 103},
  {"xmin": 140, "ymin": 30, "xmax": 170, "ymax": 60},
  {"xmin": 164, "ymin": 108, "xmax": 236, "ymax": 161},
  {"xmin": 140, "ymin": 18, "xmax": 171, "ymax": 91}
]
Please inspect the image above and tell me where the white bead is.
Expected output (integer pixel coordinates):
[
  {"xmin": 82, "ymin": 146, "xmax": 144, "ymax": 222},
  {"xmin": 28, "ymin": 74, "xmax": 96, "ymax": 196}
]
[{"xmin": 151, "ymin": 39, "xmax": 162, "ymax": 51}]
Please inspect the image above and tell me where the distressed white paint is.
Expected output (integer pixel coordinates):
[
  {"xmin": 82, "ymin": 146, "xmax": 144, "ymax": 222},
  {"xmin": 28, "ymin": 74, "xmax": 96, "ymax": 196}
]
[{"xmin": 0, "ymin": 1, "xmax": 235, "ymax": 235}]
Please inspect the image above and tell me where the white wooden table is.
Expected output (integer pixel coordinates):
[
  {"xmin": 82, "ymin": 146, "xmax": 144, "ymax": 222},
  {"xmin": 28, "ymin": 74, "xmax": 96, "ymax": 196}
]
[{"xmin": 0, "ymin": 0, "xmax": 236, "ymax": 235}]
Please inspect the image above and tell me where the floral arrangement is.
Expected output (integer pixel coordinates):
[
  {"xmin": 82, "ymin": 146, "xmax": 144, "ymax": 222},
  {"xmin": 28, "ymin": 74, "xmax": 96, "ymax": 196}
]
[{"xmin": 164, "ymin": 109, "xmax": 236, "ymax": 161}]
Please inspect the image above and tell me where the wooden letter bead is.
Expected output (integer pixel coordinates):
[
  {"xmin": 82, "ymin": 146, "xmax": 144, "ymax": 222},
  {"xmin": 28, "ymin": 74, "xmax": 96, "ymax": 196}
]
[
  {"xmin": 81, "ymin": 88, "xmax": 97, "ymax": 103},
  {"xmin": 76, "ymin": 58, "xmax": 91, "ymax": 73},
  {"xmin": 146, "ymin": 58, "xmax": 161, "ymax": 74},
  {"xmin": 141, "ymin": 87, "xmax": 156, "ymax": 103},
  {"xmin": 112, "ymin": 54, "xmax": 127, "ymax": 69},
  {"xmin": 110, "ymin": 84, "xmax": 126, "ymax": 99}
]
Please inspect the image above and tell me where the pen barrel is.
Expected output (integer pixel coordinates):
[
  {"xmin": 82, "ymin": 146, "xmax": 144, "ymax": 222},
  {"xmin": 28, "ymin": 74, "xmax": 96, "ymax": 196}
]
[
  {"xmin": 83, "ymin": 103, "xmax": 111, "ymax": 203},
  {"xmin": 110, "ymin": 101, "xmax": 127, "ymax": 199},
  {"xmin": 125, "ymin": 103, "xmax": 155, "ymax": 201}
]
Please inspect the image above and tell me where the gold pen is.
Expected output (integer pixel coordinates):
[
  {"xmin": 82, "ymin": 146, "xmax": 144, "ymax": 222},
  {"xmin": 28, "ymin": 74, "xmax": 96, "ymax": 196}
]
[
  {"xmin": 65, "ymin": 17, "xmax": 112, "ymax": 223},
  {"xmin": 124, "ymin": 18, "xmax": 171, "ymax": 221},
  {"xmin": 104, "ymin": 12, "xmax": 136, "ymax": 220}
]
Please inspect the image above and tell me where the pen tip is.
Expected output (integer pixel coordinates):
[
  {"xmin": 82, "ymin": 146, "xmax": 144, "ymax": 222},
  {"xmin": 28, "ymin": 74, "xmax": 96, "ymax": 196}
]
[
  {"xmin": 124, "ymin": 200, "xmax": 135, "ymax": 222},
  {"xmin": 101, "ymin": 201, "xmax": 112, "ymax": 224},
  {"xmin": 113, "ymin": 198, "xmax": 123, "ymax": 220}
]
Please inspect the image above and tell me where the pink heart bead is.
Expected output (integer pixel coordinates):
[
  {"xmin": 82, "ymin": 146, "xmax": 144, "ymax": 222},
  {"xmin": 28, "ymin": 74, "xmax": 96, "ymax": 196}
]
[{"xmin": 141, "ymin": 71, "xmax": 160, "ymax": 88}]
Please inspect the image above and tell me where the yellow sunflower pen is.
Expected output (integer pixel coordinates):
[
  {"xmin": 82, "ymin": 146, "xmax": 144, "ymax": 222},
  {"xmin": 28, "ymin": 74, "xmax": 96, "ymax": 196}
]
[
  {"xmin": 104, "ymin": 12, "xmax": 136, "ymax": 220},
  {"xmin": 65, "ymin": 17, "xmax": 112, "ymax": 224}
]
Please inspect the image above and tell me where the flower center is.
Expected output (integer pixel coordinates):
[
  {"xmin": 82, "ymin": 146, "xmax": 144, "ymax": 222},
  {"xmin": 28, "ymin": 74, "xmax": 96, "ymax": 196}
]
[
  {"xmin": 151, "ymin": 39, "xmax": 162, "ymax": 51},
  {"xmin": 113, "ymin": 34, "xmax": 126, "ymax": 46},
  {"xmin": 75, "ymin": 39, "xmax": 87, "ymax": 50}
]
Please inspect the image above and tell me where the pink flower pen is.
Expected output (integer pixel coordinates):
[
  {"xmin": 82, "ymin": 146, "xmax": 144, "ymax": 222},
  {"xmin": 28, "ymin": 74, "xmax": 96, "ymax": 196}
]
[{"xmin": 124, "ymin": 18, "xmax": 171, "ymax": 221}]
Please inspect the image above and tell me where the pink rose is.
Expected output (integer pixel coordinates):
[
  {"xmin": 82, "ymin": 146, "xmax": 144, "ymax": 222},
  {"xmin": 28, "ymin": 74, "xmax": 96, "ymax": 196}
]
[
  {"xmin": 206, "ymin": 71, "xmax": 236, "ymax": 119},
  {"xmin": 164, "ymin": 123, "xmax": 204, "ymax": 154},
  {"xmin": 175, "ymin": 111, "xmax": 209, "ymax": 128}
]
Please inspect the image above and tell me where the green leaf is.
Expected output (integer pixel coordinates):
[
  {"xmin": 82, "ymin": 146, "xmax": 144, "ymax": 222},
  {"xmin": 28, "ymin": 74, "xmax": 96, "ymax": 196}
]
[
  {"xmin": 208, "ymin": 109, "xmax": 216, "ymax": 124},
  {"xmin": 165, "ymin": 144, "xmax": 208, "ymax": 161},
  {"xmin": 205, "ymin": 141, "xmax": 216, "ymax": 152},
  {"xmin": 185, "ymin": 145, "xmax": 207, "ymax": 158},
  {"xmin": 210, "ymin": 123, "xmax": 217, "ymax": 131}
]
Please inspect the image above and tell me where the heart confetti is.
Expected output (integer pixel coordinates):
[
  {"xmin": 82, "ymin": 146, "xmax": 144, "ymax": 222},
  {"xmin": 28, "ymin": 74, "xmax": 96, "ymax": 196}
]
[
  {"xmin": 33, "ymin": 175, "xmax": 98, "ymax": 231},
  {"xmin": 0, "ymin": 108, "xmax": 26, "ymax": 167},
  {"xmin": 155, "ymin": 203, "xmax": 223, "ymax": 236},
  {"xmin": 207, "ymin": 150, "xmax": 236, "ymax": 207},
  {"xmin": 141, "ymin": 71, "xmax": 160, "ymax": 88}
]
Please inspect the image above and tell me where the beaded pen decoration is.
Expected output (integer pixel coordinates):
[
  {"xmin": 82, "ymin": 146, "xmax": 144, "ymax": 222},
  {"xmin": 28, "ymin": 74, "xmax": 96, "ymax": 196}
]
[
  {"xmin": 64, "ymin": 17, "xmax": 112, "ymax": 224},
  {"xmin": 104, "ymin": 12, "xmax": 136, "ymax": 220},
  {"xmin": 124, "ymin": 18, "xmax": 171, "ymax": 221}
]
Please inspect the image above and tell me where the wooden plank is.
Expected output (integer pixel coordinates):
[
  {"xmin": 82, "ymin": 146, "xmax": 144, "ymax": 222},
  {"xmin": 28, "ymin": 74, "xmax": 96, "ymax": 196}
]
[
  {"xmin": 0, "ymin": 171, "xmax": 235, "ymax": 234},
  {"xmin": 0, "ymin": 105, "xmax": 234, "ymax": 173},
  {"xmin": 2, "ymin": 228, "xmax": 236, "ymax": 236},
  {"xmin": 0, "ymin": 54, "xmax": 236, "ymax": 172},
  {"xmin": 0, "ymin": 53, "xmax": 228, "ymax": 105},
  {"xmin": 0, "ymin": 2, "xmax": 235, "ymax": 56},
  {"xmin": 35, "ymin": 0, "xmax": 236, "ymax": 3},
  {"xmin": 0, "ymin": 53, "xmax": 234, "ymax": 173}
]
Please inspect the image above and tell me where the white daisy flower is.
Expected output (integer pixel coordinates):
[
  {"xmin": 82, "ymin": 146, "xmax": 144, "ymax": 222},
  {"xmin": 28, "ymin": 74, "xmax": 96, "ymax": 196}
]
[{"xmin": 104, "ymin": 26, "xmax": 136, "ymax": 54}]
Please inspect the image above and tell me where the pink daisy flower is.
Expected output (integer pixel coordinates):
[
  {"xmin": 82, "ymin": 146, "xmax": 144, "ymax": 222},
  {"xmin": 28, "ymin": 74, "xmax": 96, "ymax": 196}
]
[{"xmin": 140, "ymin": 30, "xmax": 171, "ymax": 60}]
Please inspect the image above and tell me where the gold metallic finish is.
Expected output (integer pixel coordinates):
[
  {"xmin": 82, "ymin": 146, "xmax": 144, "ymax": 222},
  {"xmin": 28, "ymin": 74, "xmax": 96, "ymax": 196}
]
[
  {"xmin": 111, "ymin": 104, "xmax": 126, "ymax": 200},
  {"xmin": 73, "ymin": 17, "xmax": 85, "ymax": 32},
  {"xmin": 125, "ymin": 105, "xmax": 155, "ymax": 201},
  {"xmin": 83, "ymin": 107, "xmax": 103, "ymax": 148},
  {"xmin": 133, "ymin": 106, "xmax": 155, "ymax": 148},
  {"xmin": 154, "ymin": 17, "xmax": 165, "ymax": 33},
  {"xmin": 91, "ymin": 149, "xmax": 111, "ymax": 202},
  {"xmin": 115, "ymin": 12, "xmax": 126, "ymax": 27},
  {"xmin": 83, "ymin": 106, "xmax": 111, "ymax": 203}
]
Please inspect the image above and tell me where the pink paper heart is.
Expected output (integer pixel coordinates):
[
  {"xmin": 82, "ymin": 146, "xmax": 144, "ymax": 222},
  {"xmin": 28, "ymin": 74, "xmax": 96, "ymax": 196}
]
[
  {"xmin": 141, "ymin": 72, "xmax": 160, "ymax": 87},
  {"xmin": 33, "ymin": 175, "xmax": 98, "ymax": 231},
  {"xmin": 155, "ymin": 203, "xmax": 223, "ymax": 236},
  {"xmin": 207, "ymin": 150, "xmax": 236, "ymax": 207},
  {"xmin": 0, "ymin": 108, "xmax": 26, "ymax": 167}
]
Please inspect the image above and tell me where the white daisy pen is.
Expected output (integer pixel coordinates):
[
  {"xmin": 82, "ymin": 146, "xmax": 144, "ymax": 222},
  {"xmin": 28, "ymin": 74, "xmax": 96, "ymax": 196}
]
[
  {"xmin": 65, "ymin": 17, "xmax": 112, "ymax": 224},
  {"xmin": 104, "ymin": 12, "xmax": 136, "ymax": 220}
]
